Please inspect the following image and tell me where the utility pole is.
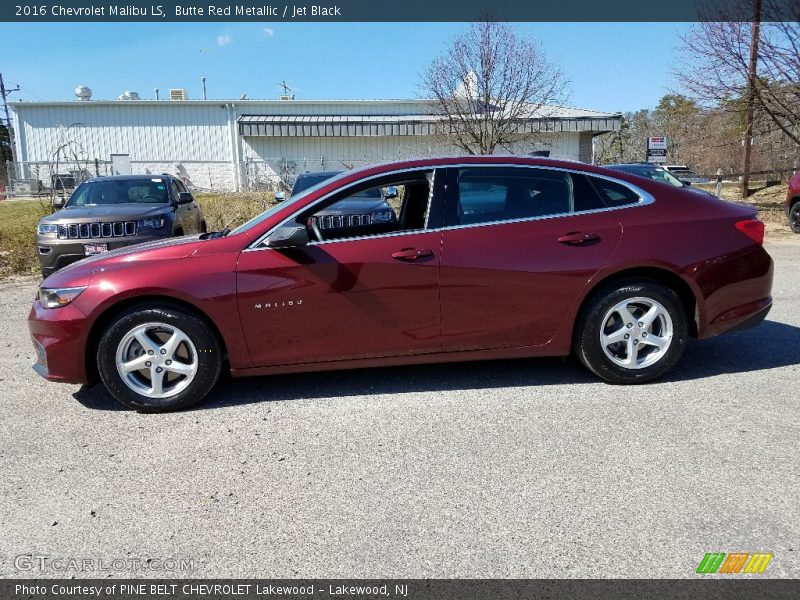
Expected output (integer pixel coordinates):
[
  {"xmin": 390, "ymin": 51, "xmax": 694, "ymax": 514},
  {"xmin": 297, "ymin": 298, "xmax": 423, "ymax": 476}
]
[
  {"xmin": 0, "ymin": 73, "xmax": 20, "ymax": 188},
  {"xmin": 741, "ymin": 0, "xmax": 762, "ymax": 199}
]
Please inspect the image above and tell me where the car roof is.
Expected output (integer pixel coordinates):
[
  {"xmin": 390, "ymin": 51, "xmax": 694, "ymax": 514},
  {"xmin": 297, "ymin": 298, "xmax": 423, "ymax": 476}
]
[
  {"xmin": 296, "ymin": 170, "xmax": 343, "ymax": 179},
  {"xmin": 604, "ymin": 163, "xmax": 660, "ymax": 169},
  {"xmin": 85, "ymin": 174, "xmax": 174, "ymax": 182}
]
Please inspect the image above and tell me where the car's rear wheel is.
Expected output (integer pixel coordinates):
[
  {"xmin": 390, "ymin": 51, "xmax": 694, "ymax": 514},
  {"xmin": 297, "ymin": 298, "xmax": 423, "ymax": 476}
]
[
  {"xmin": 97, "ymin": 305, "xmax": 222, "ymax": 412},
  {"xmin": 789, "ymin": 201, "xmax": 800, "ymax": 233},
  {"xmin": 574, "ymin": 280, "xmax": 688, "ymax": 384}
]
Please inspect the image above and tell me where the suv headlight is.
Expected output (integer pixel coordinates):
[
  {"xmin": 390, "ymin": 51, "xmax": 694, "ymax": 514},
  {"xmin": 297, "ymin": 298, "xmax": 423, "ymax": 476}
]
[
  {"xmin": 38, "ymin": 286, "xmax": 87, "ymax": 309},
  {"xmin": 371, "ymin": 210, "xmax": 395, "ymax": 223},
  {"xmin": 137, "ymin": 216, "xmax": 167, "ymax": 229},
  {"xmin": 38, "ymin": 223, "xmax": 59, "ymax": 236}
]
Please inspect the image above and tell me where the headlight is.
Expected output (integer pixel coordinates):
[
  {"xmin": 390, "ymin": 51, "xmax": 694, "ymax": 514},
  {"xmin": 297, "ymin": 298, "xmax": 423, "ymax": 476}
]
[
  {"xmin": 371, "ymin": 210, "xmax": 395, "ymax": 223},
  {"xmin": 38, "ymin": 223, "xmax": 59, "ymax": 235},
  {"xmin": 137, "ymin": 217, "xmax": 166, "ymax": 229},
  {"xmin": 38, "ymin": 286, "xmax": 86, "ymax": 309}
]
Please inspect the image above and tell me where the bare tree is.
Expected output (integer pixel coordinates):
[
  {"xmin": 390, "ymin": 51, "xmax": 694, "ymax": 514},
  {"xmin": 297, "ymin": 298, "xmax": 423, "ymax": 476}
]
[
  {"xmin": 421, "ymin": 20, "xmax": 568, "ymax": 155},
  {"xmin": 677, "ymin": 0, "xmax": 800, "ymax": 147}
]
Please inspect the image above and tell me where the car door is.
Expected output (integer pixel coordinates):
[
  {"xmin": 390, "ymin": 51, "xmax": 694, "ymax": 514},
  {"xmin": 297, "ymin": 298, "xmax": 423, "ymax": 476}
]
[
  {"xmin": 178, "ymin": 179, "xmax": 203, "ymax": 232},
  {"xmin": 439, "ymin": 166, "xmax": 625, "ymax": 351},
  {"xmin": 236, "ymin": 168, "xmax": 445, "ymax": 366},
  {"xmin": 170, "ymin": 179, "xmax": 195, "ymax": 234}
]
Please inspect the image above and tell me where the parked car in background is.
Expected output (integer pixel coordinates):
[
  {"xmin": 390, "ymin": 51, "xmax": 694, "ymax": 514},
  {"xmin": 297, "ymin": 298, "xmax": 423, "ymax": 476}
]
[
  {"xmin": 605, "ymin": 163, "xmax": 717, "ymax": 198},
  {"xmin": 787, "ymin": 170, "xmax": 800, "ymax": 233},
  {"xmin": 29, "ymin": 157, "xmax": 773, "ymax": 412},
  {"xmin": 36, "ymin": 174, "xmax": 206, "ymax": 276},
  {"xmin": 662, "ymin": 165, "xmax": 711, "ymax": 184},
  {"xmin": 287, "ymin": 170, "xmax": 399, "ymax": 238}
]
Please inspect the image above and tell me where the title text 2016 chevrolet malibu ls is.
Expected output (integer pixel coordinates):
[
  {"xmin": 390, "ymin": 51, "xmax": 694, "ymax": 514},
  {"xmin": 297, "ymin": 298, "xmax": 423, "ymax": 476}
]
[{"xmin": 28, "ymin": 157, "xmax": 774, "ymax": 412}]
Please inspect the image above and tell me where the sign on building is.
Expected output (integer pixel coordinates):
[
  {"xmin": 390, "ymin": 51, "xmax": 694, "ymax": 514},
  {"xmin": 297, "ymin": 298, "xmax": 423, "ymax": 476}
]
[{"xmin": 646, "ymin": 136, "xmax": 667, "ymax": 164}]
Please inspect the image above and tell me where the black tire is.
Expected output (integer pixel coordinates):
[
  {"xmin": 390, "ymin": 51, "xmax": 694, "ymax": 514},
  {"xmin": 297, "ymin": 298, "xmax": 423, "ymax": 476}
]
[
  {"xmin": 790, "ymin": 201, "xmax": 800, "ymax": 234},
  {"xmin": 574, "ymin": 279, "xmax": 688, "ymax": 384},
  {"xmin": 97, "ymin": 304, "xmax": 222, "ymax": 412},
  {"xmin": 173, "ymin": 228, "xmax": 184, "ymax": 237}
]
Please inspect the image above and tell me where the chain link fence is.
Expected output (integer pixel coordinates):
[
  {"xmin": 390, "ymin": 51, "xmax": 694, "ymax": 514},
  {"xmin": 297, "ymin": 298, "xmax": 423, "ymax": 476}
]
[{"xmin": 4, "ymin": 159, "xmax": 114, "ymax": 199}]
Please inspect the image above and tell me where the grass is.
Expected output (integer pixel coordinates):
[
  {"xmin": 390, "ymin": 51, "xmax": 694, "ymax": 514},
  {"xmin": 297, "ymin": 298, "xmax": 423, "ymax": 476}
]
[
  {"xmin": 0, "ymin": 199, "xmax": 50, "ymax": 278},
  {"xmin": 0, "ymin": 193, "xmax": 280, "ymax": 279}
]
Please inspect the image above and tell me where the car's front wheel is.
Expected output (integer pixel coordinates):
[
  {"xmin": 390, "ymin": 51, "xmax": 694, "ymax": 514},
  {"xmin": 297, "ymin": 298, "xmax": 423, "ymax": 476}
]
[
  {"xmin": 574, "ymin": 280, "xmax": 688, "ymax": 384},
  {"xmin": 789, "ymin": 201, "xmax": 800, "ymax": 233},
  {"xmin": 97, "ymin": 305, "xmax": 222, "ymax": 412}
]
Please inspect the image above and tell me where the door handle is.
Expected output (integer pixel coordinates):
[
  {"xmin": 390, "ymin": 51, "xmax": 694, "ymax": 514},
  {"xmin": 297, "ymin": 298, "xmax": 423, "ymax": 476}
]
[
  {"xmin": 392, "ymin": 248, "xmax": 434, "ymax": 261},
  {"xmin": 557, "ymin": 232, "xmax": 600, "ymax": 246}
]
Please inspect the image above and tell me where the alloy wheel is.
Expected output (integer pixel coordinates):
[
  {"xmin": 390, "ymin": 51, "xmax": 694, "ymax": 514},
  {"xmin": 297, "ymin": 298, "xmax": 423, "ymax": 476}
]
[
  {"xmin": 115, "ymin": 322, "xmax": 199, "ymax": 399},
  {"xmin": 600, "ymin": 297, "xmax": 674, "ymax": 369}
]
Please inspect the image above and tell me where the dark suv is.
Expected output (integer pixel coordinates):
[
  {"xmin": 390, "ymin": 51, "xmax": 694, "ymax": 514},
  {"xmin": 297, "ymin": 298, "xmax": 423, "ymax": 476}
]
[
  {"xmin": 36, "ymin": 174, "xmax": 205, "ymax": 276},
  {"xmin": 286, "ymin": 170, "xmax": 399, "ymax": 238}
]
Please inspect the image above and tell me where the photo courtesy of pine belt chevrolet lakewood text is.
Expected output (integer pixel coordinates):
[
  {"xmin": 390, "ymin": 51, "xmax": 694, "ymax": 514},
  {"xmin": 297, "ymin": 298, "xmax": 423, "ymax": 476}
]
[{"xmin": 28, "ymin": 157, "xmax": 774, "ymax": 412}]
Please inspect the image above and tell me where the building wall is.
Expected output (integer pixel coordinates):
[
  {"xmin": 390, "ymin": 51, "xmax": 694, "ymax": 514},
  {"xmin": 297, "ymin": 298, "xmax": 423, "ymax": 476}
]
[{"xmin": 11, "ymin": 100, "xmax": 610, "ymax": 192}]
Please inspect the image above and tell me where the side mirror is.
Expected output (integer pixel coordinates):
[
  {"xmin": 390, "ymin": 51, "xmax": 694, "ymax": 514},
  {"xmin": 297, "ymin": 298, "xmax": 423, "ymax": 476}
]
[
  {"xmin": 267, "ymin": 224, "xmax": 309, "ymax": 248},
  {"xmin": 680, "ymin": 179, "xmax": 692, "ymax": 186},
  {"xmin": 274, "ymin": 191, "xmax": 286, "ymax": 201},
  {"xmin": 384, "ymin": 186, "xmax": 399, "ymax": 199},
  {"xmin": 177, "ymin": 191, "xmax": 194, "ymax": 204},
  {"xmin": 52, "ymin": 197, "xmax": 65, "ymax": 208}
]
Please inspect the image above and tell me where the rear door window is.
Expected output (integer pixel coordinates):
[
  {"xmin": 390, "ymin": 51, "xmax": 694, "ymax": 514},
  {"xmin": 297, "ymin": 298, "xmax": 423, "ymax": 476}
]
[{"xmin": 455, "ymin": 167, "xmax": 573, "ymax": 226}]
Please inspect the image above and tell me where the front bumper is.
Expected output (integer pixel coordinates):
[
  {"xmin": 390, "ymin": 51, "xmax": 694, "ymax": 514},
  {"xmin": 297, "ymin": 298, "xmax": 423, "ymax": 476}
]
[
  {"xmin": 28, "ymin": 300, "xmax": 91, "ymax": 384},
  {"xmin": 37, "ymin": 235, "xmax": 165, "ymax": 275}
]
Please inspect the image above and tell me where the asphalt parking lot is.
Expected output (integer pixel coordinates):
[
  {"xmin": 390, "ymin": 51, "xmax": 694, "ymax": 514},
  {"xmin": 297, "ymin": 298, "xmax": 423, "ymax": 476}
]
[{"xmin": 0, "ymin": 241, "xmax": 798, "ymax": 579}]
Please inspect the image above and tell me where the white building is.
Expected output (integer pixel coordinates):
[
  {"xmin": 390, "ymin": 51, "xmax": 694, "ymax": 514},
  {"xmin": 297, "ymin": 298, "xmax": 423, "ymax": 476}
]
[{"xmin": 10, "ymin": 96, "xmax": 621, "ymax": 192}]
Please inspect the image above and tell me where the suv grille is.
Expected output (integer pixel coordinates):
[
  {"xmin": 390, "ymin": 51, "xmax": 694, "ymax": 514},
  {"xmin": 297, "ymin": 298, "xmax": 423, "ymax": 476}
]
[
  {"xmin": 316, "ymin": 214, "xmax": 371, "ymax": 230},
  {"xmin": 58, "ymin": 221, "xmax": 137, "ymax": 239}
]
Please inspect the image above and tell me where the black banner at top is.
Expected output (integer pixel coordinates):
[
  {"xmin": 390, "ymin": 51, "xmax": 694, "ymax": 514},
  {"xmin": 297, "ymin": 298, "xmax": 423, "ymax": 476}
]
[{"xmin": 2, "ymin": 0, "xmax": 800, "ymax": 22}]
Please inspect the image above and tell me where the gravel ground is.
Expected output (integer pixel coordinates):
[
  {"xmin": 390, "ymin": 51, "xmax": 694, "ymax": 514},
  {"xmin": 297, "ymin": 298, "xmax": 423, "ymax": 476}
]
[{"xmin": 0, "ymin": 240, "xmax": 798, "ymax": 579}]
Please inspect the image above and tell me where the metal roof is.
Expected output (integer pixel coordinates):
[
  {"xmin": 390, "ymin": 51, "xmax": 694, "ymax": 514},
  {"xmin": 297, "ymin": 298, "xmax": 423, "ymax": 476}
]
[{"xmin": 238, "ymin": 113, "xmax": 620, "ymax": 137}]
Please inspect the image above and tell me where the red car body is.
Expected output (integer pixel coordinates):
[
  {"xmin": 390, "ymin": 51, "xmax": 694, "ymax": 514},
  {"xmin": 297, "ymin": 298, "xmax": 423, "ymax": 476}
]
[
  {"xmin": 29, "ymin": 157, "xmax": 773, "ymax": 387},
  {"xmin": 787, "ymin": 170, "xmax": 800, "ymax": 232}
]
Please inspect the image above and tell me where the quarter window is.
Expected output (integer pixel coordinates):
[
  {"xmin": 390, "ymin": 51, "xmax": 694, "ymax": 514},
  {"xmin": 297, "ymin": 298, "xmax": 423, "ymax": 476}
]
[{"xmin": 589, "ymin": 176, "xmax": 642, "ymax": 207}]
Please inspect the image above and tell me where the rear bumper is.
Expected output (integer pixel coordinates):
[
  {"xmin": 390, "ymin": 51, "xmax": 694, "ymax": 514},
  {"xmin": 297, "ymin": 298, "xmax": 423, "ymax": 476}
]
[
  {"xmin": 707, "ymin": 297, "xmax": 772, "ymax": 337},
  {"xmin": 28, "ymin": 300, "xmax": 91, "ymax": 384}
]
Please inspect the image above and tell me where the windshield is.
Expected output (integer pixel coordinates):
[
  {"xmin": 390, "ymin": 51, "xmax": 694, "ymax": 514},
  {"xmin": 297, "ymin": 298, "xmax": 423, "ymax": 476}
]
[
  {"xmin": 292, "ymin": 173, "xmax": 338, "ymax": 195},
  {"xmin": 614, "ymin": 166, "xmax": 685, "ymax": 188},
  {"xmin": 230, "ymin": 170, "xmax": 352, "ymax": 235},
  {"xmin": 67, "ymin": 178, "xmax": 170, "ymax": 207}
]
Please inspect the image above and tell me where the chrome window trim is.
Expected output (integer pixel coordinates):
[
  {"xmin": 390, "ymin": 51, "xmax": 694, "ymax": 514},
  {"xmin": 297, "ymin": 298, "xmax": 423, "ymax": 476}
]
[{"xmin": 244, "ymin": 163, "xmax": 654, "ymax": 252}]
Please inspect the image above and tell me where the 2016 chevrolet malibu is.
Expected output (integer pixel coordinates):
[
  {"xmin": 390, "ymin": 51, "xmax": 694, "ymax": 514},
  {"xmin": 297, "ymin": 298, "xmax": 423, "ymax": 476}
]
[{"xmin": 28, "ymin": 157, "xmax": 774, "ymax": 412}]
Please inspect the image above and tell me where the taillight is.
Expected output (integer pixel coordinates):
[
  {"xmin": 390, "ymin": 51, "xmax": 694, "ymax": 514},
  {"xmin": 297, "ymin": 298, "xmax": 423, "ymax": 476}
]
[{"xmin": 735, "ymin": 218, "xmax": 765, "ymax": 245}]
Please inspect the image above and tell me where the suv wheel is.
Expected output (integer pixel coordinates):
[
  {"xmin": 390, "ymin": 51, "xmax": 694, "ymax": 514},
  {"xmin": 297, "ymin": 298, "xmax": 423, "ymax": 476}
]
[
  {"xmin": 790, "ymin": 201, "xmax": 800, "ymax": 233},
  {"xmin": 97, "ymin": 305, "xmax": 222, "ymax": 412},
  {"xmin": 574, "ymin": 280, "xmax": 688, "ymax": 384}
]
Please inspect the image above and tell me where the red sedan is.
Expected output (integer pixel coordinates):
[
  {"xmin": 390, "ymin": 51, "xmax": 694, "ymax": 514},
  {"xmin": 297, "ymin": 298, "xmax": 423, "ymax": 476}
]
[{"xmin": 28, "ymin": 157, "xmax": 774, "ymax": 412}]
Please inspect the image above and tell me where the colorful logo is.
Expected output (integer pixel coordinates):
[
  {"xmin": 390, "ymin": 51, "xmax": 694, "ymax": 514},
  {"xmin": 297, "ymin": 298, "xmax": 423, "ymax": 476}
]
[{"xmin": 696, "ymin": 552, "xmax": 773, "ymax": 574}]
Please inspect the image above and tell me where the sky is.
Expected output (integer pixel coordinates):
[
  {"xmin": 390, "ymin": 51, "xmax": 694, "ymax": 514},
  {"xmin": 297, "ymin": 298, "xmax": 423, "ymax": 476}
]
[{"xmin": 0, "ymin": 22, "xmax": 694, "ymax": 113}]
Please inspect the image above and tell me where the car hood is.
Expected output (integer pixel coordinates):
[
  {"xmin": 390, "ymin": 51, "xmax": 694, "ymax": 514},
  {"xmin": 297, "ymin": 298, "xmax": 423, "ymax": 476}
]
[
  {"xmin": 316, "ymin": 198, "xmax": 389, "ymax": 215},
  {"xmin": 41, "ymin": 204, "xmax": 173, "ymax": 223},
  {"xmin": 41, "ymin": 235, "xmax": 205, "ymax": 288}
]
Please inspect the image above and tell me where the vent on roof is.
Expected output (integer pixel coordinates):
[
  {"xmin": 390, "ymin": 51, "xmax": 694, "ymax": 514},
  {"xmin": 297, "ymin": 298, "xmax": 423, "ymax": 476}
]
[
  {"xmin": 118, "ymin": 91, "xmax": 140, "ymax": 101},
  {"xmin": 279, "ymin": 95, "xmax": 294, "ymax": 101},
  {"xmin": 169, "ymin": 89, "xmax": 188, "ymax": 101},
  {"xmin": 74, "ymin": 86, "xmax": 92, "ymax": 101}
]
